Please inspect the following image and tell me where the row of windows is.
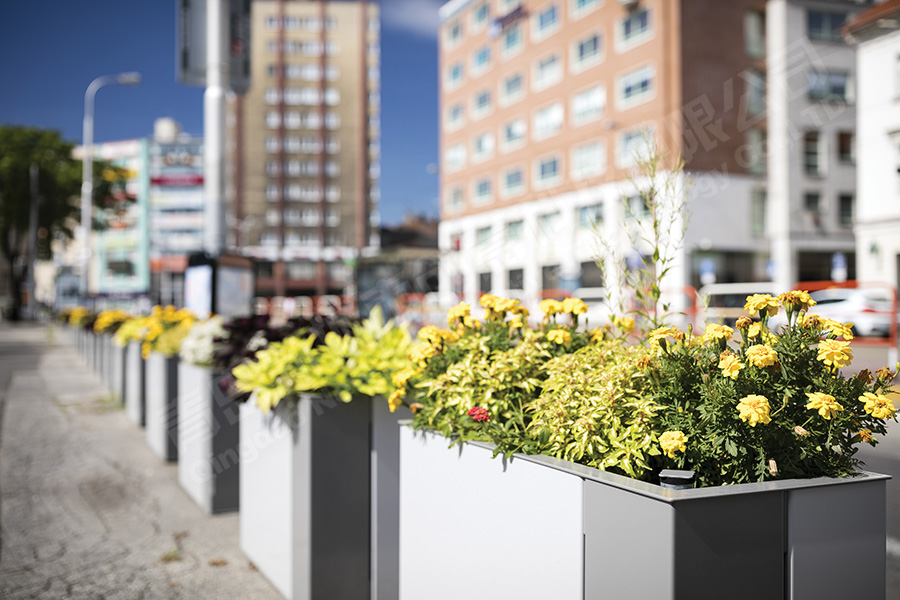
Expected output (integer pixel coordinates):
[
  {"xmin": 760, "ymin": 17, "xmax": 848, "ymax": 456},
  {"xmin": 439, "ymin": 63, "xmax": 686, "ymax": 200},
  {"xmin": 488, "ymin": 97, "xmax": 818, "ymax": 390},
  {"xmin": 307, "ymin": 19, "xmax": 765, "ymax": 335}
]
[
  {"xmin": 803, "ymin": 192, "xmax": 854, "ymax": 227},
  {"xmin": 803, "ymin": 131, "xmax": 855, "ymax": 177},
  {"xmin": 265, "ymin": 208, "xmax": 341, "ymax": 227},
  {"xmin": 265, "ymin": 184, "xmax": 342, "ymax": 202},
  {"xmin": 265, "ymin": 159, "xmax": 341, "ymax": 177},
  {"xmin": 444, "ymin": 1, "xmax": 650, "ymax": 55},
  {"xmin": 445, "ymin": 64, "xmax": 651, "ymax": 131},
  {"xmin": 265, "ymin": 136, "xmax": 341, "ymax": 154},
  {"xmin": 268, "ymin": 39, "xmax": 340, "ymax": 56},
  {"xmin": 267, "ymin": 63, "xmax": 340, "ymax": 81},
  {"xmin": 445, "ymin": 122, "xmax": 653, "ymax": 174},
  {"xmin": 446, "ymin": 13, "xmax": 650, "ymax": 93},
  {"xmin": 265, "ymin": 87, "xmax": 341, "ymax": 106},
  {"xmin": 265, "ymin": 110, "xmax": 342, "ymax": 129},
  {"xmin": 259, "ymin": 231, "xmax": 345, "ymax": 247},
  {"xmin": 266, "ymin": 15, "xmax": 336, "ymax": 31}
]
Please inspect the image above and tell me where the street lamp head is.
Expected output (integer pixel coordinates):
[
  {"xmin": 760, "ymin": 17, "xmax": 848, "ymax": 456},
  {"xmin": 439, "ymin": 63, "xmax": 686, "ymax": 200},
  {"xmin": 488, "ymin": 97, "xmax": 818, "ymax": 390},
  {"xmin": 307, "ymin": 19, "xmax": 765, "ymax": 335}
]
[{"xmin": 116, "ymin": 72, "xmax": 142, "ymax": 86}]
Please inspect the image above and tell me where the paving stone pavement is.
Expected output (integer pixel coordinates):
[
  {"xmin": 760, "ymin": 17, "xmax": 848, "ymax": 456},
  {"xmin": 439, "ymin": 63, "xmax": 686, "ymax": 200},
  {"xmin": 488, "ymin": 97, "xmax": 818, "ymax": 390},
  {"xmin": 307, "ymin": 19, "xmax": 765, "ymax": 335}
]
[{"xmin": 0, "ymin": 324, "xmax": 282, "ymax": 600}]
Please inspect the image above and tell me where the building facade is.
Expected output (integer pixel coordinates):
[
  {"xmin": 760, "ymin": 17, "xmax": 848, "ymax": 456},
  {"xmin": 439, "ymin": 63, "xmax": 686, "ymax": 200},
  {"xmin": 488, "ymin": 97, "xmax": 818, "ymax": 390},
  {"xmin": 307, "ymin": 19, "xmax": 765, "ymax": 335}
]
[
  {"xmin": 846, "ymin": 0, "xmax": 900, "ymax": 290},
  {"xmin": 437, "ymin": 0, "xmax": 868, "ymax": 311},
  {"xmin": 227, "ymin": 0, "xmax": 380, "ymax": 298}
]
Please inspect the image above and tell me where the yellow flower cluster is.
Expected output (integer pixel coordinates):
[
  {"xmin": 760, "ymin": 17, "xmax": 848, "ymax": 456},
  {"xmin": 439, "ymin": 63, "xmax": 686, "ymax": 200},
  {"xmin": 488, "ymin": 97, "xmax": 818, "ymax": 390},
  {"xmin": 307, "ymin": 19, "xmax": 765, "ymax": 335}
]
[
  {"xmin": 816, "ymin": 339, "xmax": 853, "ymax": 369},
  {"xmin": 777, "ymin": 290, "xmax": 816, "ymax": 313},
  {"xmin": 612, "ymin": 316, "xmax": 636, "ymax": 333},
  {"xmin": 546, "ymin": 329, "xmax": 572, "ymax": 346},
  {"xmin": 805, "ymin": 392, "xmax": 843, "ymax": 420},
  {"xmin": 744, "ymin": 294, "xmax": 779, "ymax": 318},
  {"xmin": 539, "ymin": 297, "xmax": 588, "ymax": 317},
  {"xmin": 702, "ymin": 323, "xmax": 734, "ymax": 344},
  {"xmin": 94, "ymin": 309, "xmax": 131, "ymax": 333},
  {"xmin": 68, "ymin": 307, "xmax": 90, "ymax": 326},
  {"xmin": 418, "ymin": 325, "xmax": 460, "ymax": 347},
  {"xmin": 737, "ymin": 394, "xmax": 772, "ymax": 426},
  {"xmin": 745, "ymin": 344, "xmax": 778, "ymax": 368},
  {"xmin": 859, "ymin": 392, "xmax": 896, "ymax": 420},
  {"xmin": 718, "ymin": 353, "xmax": 744, "ymax": 379},
  {"xmin": 649, "ymin": 326, "xmax": 681, "ymax": 349},
  {"xmin": 141, "ymin": 305, "xmax": 195, "ymax": 358},
  {"xmin": 479, "ymin": 294, "xmax": 530, "ymax": 321},
  {"xmin": 447, "ymin": 302, "xmax": 475, "ymax": 329},
  {"xmin": 659, "ymin": 430, "xmax": 687, "ymax": 458}
]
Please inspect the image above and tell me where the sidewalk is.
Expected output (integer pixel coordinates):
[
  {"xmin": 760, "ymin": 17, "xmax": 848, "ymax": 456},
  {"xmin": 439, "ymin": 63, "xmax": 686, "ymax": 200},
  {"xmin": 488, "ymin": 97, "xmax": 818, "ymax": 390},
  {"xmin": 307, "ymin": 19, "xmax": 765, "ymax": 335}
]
[{"xmin": 0, "ymin": 324, "xmax": 281, "ymax": 599}]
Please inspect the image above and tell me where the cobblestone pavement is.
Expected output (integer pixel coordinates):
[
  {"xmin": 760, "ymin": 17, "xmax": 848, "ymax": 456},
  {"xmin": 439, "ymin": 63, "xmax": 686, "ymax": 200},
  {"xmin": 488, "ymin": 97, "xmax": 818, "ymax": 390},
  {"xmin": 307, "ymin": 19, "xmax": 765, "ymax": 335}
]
[{"xmin": 0, "ymin": 324, "xmax": 282, "ymax": 599}]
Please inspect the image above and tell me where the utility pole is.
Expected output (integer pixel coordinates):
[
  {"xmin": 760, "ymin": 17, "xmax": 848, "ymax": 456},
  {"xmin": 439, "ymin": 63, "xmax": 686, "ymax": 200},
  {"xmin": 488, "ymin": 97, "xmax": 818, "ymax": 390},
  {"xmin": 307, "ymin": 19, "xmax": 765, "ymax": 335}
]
[{"xmin": 27, "ymin": 164, "xmax": 39, "ymax": 319}]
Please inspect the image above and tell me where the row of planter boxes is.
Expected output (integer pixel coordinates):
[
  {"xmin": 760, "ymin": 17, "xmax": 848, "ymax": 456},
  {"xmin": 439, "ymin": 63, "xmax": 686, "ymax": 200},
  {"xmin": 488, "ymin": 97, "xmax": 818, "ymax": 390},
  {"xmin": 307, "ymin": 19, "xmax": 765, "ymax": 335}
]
[{"xmin": 62, "ymin": 325, "xmax": 889, "ymax": 600}]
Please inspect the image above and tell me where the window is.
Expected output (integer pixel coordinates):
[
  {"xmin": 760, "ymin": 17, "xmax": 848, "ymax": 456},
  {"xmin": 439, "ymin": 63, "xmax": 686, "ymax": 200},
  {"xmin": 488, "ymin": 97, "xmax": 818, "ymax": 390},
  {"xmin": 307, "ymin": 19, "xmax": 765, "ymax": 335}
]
[
  {"xmin": 473, "ymin": 132, "xmax": 495, "ymax": 160},
  {"xmin": 837, "ymin": 132, "xmax": 855, "ymax": 164},
  {"xmin": 479, "ymin": 272, "xmax": 492, "ymax": 293},
  {"xmin": 625, "ymin": 194, "xmax": 651, "ymax": 220},
  {"xmin": 476, "ymin": 226, "xmax": 492, "ymax": 245},
  {"xmin": 474, "ymin": 177, "xmax": 493, "ymax": 204},
  {"xmin": 535, "ymin": 4, "xmax": 559, "ymax": 37},
  {"xmin": 571, "ymin": 85, "xmax": 605, "ymax": 124},
  {"xmin": 618, "ymin": 127, "xmax": 655, "ymax": 167},
  {"xmin": 571, "ymin": 141, "xmax": 605, "ymax": 179},
  {"xmin": 838, "ymin": 194, "xmax": 854, "ymax": 226},
  {"xmin": 501, "ymin": 23, "xmax": 523, "ymax": 56},
  {"xmin": 501, "ymin": 72, "xmax": 524, "ymax": 104},
  {"xmin": 446, "ymin": 144, "xmax": 466, "ymax": 171},
  {"xmin": 508, "ymin": 268, "xmax": 524, "ymax": 290},
  {"xmin": 447, "ymin": 62, "xmax": 464, "ymax": 88},
  {"xmin": 446, "ymin": 186, "xmax": 464, "ymax": 214},
  {"xmin": 266, "ymin": 208, "xmax": 279, "ymax": 225},
  {"xmin": 266, "ymin": 159, "xmax": 279, "ymax": 176},
  {"xmin": 542, "ymin": 265, "xmax": 560, "ymax": 290},
  {"xmin": 746, "ymin": 128, "xmax": 766, "ymax": 175},
  {"xmin": 807, "ymin": 10, "xmax": 846, "ymax": 42},
  {"xmin": 265, "ymin": 136, "xmax": 280, "ymax": 153},
  {"xmin": 503, "ymin": 167, "xmax": 524, "ymax": 195},
  {"xmin": 745, "ymin": 11, "xmax": 765, "ymax": 58},
  {"xmin": 573, "ymin": 33, "xmax": 602, "ymax": 69},
  {"xmin": 620, "ymin": 8, "xmax": 650, "ymax": 46},
  {"xmin": 807, "ymin": 71, "xmax": 850, "ymax": 102},
  {"xmin": 572, "ymin": 0, "xmax": 598, "ymax": 18},
  {"xmin": 265, "ymin": 87, "xmax": 280, "ymax": 105},
  {"xmin": 285, "ymin": 111, "xmax": 301, "ymax": 129},
  {"xmin": 502, "ymin": 119, "xmax": 527, "ymax": 148},
  {"xmin": 266, "ymin": 184, "xmax": 279, "ymax": 202},
  {"xmin": 579, "ymin": 203, "xmax": 603, "ymax": 229},
  {"xmin": 446, "ymin": 20, "xmax": 463, "ymax": 46},
  {"xmin": 266, "ymin": 111, "xmax": 280, "ymax": 128},
  {"xmin": 506, "ymin": 220, "xmax": 523, "ymax": 240},
  {"xmin": 473, "ymin": 46, "xmax": 491, "ymax": 74},
  {"xmin": 804, "ymin": 131, "xmax": 822, "ymax": 176},
  {"xmin": 536, "ymin": 156, "xmax": 560, "ymax": 186},
  {"xmin": 446, "ymin": 103, "xmax": 465, "ymax": 130},
  {"xmin": 619, "ymin": 66, "xmax": 654, "ymax": 106},
  {"xmin": 450, "ymin": 233, "xmax": 462, "ymax": 252},
  {"xmin": 804, "ymin": 192, "xmax": 820, "ymax": 214},
  {"xmin": 750, "ymin": 188, "xmax": 766, "ymax": 236},
  {"xmin": 746, "ymin": 70, "xmax": 766, "ymax": 116},
  {"xmin": 473, "ymin": 90, "xmax": 492, "ymax": 117},
  {"xmin": 534, "ymin": 53, "xmax": 561, "ymax": 89},
  {"xmin": 538, "ymin": 212, "xmax": 561, "ymax": 235},
  {"xmin": 472, "ymin": 2, "xmax": 490, "ymax": 29},
  {"xmin": 534, "ymin": 103, "xmax": 564, "ymax": 139}
]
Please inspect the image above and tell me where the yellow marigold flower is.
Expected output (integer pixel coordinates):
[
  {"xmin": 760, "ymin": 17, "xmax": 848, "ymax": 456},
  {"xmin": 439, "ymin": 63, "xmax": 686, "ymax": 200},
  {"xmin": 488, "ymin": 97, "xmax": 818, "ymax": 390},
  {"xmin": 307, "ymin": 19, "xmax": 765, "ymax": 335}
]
[
  {"xmin": 858, "ymin": 429, "xmax": 873, "ymax": 443},
  {"xmin": 540, "ymin": 299, "xmax": 564, "ymax": 316},
  {"xmin": 562, "ymin": 297, "xmax": 588, "ymax": 315},
  {"xmin": 805, "ymin": 392, "xmax": 843, "ymax": 420},
  {"xmin": 744, "ymin": 294, "xmax": 780, "ymax": 317},
  {"xmin": 735, "ymin": 316, "xmax": 752, "ymax": 331},
  {"xmin": 462, "ymin": 315, "xmax": 481, "ymax": 329},
  {"xmin": 546, "ymin": 329, "xmax": 572, "ymax": 345},
  {"xmin": 816, "ymin": 339, "xmax": 853, "ymax": 368},
  {"xmin": 408, "ymin": 343, "xmax": 437, "ymax": 367},
  {"xmin": 479, "ymin": 294, "xmax": 500, "ymax": 309},
  {"xmin": 778, "ymin": 290, "xmax": 817, "ymax": 312},
  {"xmin": 417, "ymin": 325, "xmax": 442, "ymax": 343},
  {"xmin": 509, "ymin": 315, "xmax": 525, "ymax": 329},
  {"xmin": 590, "ymin": 327, "xmax": 607, "ymax": 343},
  {"xmin": 737, "ymin": 395, "xmax": 772, "ymax": 426},
  {"xmin": 820, "ymin": 318, "xmax": 854, "ymax": 341},
  {"xmin": 703, "ymin": 323, "xmax": 734, "ymax": 343},
  {"xmin": 447, "ymin": 302, "xmax": 471, "ymax": 327},
  {"xmin": 745, "ymin": 344, "xmax": 778, "ymax": 368},
  {"xmin": 439, "ymin": 329, "xmax": 460, "ymax": 343},
  {"xmin": 747, "ymin": 322, "xmax": 762, "ymax": 339},
  {"xmin": 388, "ymin": 388, "xmax": 406, "ymax": 413},
  {"xmin": 392, "ymin": 367, "xmax": 418, "ymax": 388},
  {"xmin": 659, "ymin": 431, "xmax": 687, "ymax": 459},
  {"xmin": 859, "ymin": 392, "xmax": 897, "ymax": 420},
  {"xmin": 649, "ymin": 326, "xmax": 679, "ymax": 348},
  {"xmin": 718, "ymin": 354, "xmax": 744, "ymax": 379},
  {"xmin": 612, "ymin": 316, "xmax": 636, "ymax": 333},
  {"xmin": 493, "ymin": 297, "xmax": 519, "ymax": 313}
]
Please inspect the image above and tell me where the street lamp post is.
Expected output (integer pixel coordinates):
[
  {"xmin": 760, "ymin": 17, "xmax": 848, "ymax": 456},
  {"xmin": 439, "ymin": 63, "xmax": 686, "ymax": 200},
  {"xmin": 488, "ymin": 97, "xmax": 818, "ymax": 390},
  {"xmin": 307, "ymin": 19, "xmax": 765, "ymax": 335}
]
[{"xmin": 80, "ymin": 71, "xmax": 141, "ymax": 302}]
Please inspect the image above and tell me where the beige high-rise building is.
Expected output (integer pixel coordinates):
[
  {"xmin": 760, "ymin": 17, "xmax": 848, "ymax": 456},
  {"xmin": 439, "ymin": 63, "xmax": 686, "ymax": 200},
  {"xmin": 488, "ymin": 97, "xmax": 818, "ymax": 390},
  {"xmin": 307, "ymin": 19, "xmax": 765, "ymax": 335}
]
[
  {"xmin": 437, "ymin": 0, "xmax": 868, "ymax": 311},
  {"xmin": 227, "ymin": 0, "xmax": 380, "ymax": 298}
]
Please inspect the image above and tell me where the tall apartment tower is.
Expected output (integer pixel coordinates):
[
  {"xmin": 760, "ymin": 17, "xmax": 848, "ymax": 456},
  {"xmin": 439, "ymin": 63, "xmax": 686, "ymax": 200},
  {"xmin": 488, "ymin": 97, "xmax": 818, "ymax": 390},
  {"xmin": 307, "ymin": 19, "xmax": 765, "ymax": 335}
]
[
  {"xmin": 437, "ymin": 0, "xmax": 868, "ymax": 310},
  {"xmin": 227, "ymin": 0, "xmax": 380, "ymax": 297}
]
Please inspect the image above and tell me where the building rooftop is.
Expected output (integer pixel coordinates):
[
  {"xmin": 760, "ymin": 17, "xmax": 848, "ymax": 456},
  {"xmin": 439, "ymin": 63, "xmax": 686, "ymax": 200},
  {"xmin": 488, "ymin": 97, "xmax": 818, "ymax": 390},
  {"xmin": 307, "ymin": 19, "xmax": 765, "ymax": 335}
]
[{"xmin": 843, "ymin": 0, "xmax": 900, "ymax": 40}]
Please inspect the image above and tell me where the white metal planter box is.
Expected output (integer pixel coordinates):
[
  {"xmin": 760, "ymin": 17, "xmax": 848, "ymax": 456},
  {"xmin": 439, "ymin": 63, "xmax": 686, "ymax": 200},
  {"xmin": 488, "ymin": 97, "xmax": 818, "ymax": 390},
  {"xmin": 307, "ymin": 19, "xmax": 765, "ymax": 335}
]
[
  {"xmin": 399, "ymin": 426, "xmax": 888, "ymax": 600},
  {"xmin": 239, "ymin": 395, "xmax": 408, "ymax": 600},
  {"xmin": 145, "ymin": 352, "xmax": 179, "ymax": 461},
  {"xmin": 177, "ymin": 362, "xmax": 240, "ymax": 514},
  {"xmin": 110, "ymin": 339, "xmax": 125, "ymax": 404},
  {"xmin": 124, "ymin": 341, "xmax": 145, "ymax": 427}
]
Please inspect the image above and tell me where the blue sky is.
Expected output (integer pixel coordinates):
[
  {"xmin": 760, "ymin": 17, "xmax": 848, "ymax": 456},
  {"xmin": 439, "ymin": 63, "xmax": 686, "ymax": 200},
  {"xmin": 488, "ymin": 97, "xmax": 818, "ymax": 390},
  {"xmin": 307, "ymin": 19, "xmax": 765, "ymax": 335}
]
[{"xmin": 0, "ymin": 0, "xmax": 442, "ymax": 225}]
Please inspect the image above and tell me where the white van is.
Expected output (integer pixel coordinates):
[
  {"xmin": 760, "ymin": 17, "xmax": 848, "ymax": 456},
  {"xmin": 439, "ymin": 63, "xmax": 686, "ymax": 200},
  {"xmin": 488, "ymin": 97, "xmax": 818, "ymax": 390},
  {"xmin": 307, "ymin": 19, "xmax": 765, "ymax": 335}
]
[{"xmin": 696, "ymin": 282, "xmax": 780, "ymax": 328}]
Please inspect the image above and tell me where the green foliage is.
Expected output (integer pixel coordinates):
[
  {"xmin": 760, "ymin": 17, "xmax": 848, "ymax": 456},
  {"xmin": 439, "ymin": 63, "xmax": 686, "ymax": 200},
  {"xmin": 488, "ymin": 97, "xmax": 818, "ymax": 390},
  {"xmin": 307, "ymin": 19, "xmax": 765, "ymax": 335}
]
[{"xmin": 232, "ymin": 307, "xmax": 413, "ymax": 412}]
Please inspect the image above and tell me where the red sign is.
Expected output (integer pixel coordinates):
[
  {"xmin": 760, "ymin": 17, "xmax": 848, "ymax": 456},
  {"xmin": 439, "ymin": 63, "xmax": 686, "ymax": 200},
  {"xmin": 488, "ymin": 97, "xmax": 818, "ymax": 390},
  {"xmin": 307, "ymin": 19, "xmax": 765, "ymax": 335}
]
[{"xmin": 150, "ymin": 173, "xmax": 204, "ymax": 187}]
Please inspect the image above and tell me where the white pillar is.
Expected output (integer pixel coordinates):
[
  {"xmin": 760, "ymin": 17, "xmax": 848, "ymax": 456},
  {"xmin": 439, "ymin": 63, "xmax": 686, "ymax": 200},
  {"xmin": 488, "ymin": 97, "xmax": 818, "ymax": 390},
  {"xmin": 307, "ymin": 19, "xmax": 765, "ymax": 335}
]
[{"xmin": 204, "ymin": 0, "xmax": 229, "ymax": 256}]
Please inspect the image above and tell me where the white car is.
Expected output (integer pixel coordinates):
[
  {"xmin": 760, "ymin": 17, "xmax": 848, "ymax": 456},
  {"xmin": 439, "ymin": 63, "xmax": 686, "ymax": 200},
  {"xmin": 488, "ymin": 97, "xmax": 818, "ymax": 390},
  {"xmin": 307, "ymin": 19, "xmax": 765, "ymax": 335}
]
[{"xmin": 768, "ymin": 288, "xmax": 895, "ymax": 338}]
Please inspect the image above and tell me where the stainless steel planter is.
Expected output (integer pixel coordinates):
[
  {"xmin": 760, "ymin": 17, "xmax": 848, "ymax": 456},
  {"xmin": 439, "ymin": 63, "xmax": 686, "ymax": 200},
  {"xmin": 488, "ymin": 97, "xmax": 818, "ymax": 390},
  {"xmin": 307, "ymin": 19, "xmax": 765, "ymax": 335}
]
[
  {"xmin": 400, "ymin": 426, "xmax": 888, "ymax": 600},
  {"xmin": 177, "ymin": 362, "xmax": 240, "ymax": 513}
]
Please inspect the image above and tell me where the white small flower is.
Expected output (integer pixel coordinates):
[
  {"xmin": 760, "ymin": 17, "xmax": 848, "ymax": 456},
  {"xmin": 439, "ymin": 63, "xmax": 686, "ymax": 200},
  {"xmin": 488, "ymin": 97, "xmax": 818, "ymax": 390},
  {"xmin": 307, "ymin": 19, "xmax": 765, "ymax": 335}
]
[{"xmin": 179, "ymin": 317, "xmax": 227, "ymax": 366}]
